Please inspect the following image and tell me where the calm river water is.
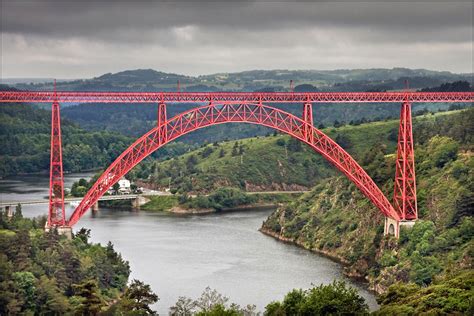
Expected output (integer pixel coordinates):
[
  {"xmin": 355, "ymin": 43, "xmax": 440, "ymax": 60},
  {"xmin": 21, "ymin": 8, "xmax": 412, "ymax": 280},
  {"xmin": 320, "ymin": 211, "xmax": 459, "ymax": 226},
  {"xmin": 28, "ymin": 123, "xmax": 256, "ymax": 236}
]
[{"xmin": 0, "ymin": 173, "xmax": 378, "ymax": 314}]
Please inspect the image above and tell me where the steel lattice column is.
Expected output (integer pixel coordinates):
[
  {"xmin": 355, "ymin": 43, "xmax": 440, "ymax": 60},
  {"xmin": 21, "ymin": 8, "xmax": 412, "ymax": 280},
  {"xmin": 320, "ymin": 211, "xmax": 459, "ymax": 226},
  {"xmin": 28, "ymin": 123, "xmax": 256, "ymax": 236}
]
[
  {"xmin": 303, "ymin": 102, "xmax": 313, "ymax": 142},
  {"xmin": 48, "ymin": 100, "xmax": 66, "ymax": 227},
  {"xmin": 393, "ymin": 101, "xmax": 418, "ymax": 220},
  {"xmin": 158, "ymin": 102, "xmax": 167, "ymax": 144}
]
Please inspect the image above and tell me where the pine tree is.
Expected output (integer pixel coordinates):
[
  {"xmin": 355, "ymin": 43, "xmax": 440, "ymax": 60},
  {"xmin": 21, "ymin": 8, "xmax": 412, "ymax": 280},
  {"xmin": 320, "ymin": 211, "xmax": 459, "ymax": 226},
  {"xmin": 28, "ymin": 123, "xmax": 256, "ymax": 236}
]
[
  {"xmin": 119, "ymin": 279, "xmax": 159, "ymax": 314},
  {"xmin": 219, "ymin": 148, "xmax": 225, "ymax": 158},
  {"xmin": 72, "ymin": 280, "xmax": 104, "ymax": 315}
]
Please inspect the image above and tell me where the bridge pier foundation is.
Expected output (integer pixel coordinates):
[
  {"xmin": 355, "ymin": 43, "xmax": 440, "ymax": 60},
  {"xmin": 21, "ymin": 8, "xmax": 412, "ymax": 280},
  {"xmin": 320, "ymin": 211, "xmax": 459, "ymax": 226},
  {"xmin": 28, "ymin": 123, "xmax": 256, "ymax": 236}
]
[
  {"xmin": 133, "ymin": 196, "xmax": 150, "ymax": 209},
  {"xmin": 384, "ymin": 217, "xmax": 417, "ymax": 238},
  {"xmin": 44, "ymin": 225, "xmax": 73, "ymax": 239},
  {"xmin": 384, "ymin": 217, "xmax": 399, "ymax": 238},
  {"xmin": 91, "ymin": 201, "xmax": 99, "ymax": 212},
  {"xmin": 5, "ymin": 206, "xmax": 13, "ymax": 219}
]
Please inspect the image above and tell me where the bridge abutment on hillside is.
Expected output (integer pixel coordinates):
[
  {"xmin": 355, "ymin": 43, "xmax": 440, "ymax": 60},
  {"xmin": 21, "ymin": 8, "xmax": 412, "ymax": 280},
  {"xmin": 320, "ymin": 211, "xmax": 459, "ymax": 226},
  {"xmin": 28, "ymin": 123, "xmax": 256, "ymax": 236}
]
[
  {"xmin": 384, "ymin": 217, "xmax": 399, "ymax": 238},
  {"xmin": 384, "ymin": 217, "xmax": 417, "ymax": 238},
  {"xmin": 44, "ymin": 225, "xmax": 73, "ymax": 239},
  {"xmin": 133, "ymin": 196, "xmax": 150, "ymax": 209}
]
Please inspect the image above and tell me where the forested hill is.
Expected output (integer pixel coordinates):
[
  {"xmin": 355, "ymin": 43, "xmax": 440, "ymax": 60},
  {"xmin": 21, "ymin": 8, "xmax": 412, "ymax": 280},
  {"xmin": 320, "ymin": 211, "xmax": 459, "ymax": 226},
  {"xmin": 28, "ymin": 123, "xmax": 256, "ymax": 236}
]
[
  {"xmin": 261, "ymin": 108, "xmax": 473, "ymax": 300},
  {"xmin": 0, "ymin": 102, "xmax": 132, "ymax": 176},
  {"xmin": 0, "ymin": 210, "xmax": 160, "ymax": 314},
  {"xmin": 10, "ymin": 68, "xmax": 472, "ymax": 92},
  {"xmin": 0, "ymin": 102, "xmax": 201, "ymax": 177}
]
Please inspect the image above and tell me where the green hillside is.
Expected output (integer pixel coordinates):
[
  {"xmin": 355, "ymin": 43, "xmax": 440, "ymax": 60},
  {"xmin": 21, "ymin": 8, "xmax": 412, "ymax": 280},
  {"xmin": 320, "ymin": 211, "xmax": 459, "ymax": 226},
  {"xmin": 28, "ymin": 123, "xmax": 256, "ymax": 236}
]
[
  {"xmin": 260, "ymin": 109, "xmax": 473, "ymax": 294},
  {"xmin": 132, "ymin": 109, "xmax": 472, "ymax": 194},
  {"xmin": 0, "ymin": 103, "xmax": 132, "ymax": 176},
  {"xmin": 0, "ymin": 102, "xmax": 195, "ymax": 177}
]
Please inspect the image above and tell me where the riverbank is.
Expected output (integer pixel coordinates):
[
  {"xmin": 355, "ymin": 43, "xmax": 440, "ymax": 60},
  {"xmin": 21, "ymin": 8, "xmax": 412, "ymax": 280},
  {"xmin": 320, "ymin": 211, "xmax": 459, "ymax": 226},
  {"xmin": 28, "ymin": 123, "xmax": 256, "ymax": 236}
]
[
  {"xmin": 140, "ymin": 188, "xmax": 299, "ymax": 215},
  {"xmin": 167, "ymin": 203, "xmax": 278, "ymax": 215},
  {"xmin": 258, "ymin": 227, "xmax": 367, "ymax": 280}
]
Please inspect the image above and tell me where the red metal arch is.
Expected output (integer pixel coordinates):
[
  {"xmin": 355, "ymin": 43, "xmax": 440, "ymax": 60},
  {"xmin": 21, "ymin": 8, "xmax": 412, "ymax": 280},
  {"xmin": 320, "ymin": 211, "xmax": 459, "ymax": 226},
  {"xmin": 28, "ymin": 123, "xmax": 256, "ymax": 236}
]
[{"xmin": 67, "ymin": 102, "xmax": 400, "ymax": 226}]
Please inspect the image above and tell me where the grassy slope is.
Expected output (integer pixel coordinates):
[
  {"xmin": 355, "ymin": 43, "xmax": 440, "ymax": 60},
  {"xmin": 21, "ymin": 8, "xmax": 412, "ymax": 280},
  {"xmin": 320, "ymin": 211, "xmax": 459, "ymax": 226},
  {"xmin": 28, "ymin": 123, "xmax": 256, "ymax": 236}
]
[
  {"xmin": 141, "ymin": 110, "xmax": 464, "ymax": 194},
  {"xmin": 374, "ymin": 270, "xmax": 474, "ymax": 315}
]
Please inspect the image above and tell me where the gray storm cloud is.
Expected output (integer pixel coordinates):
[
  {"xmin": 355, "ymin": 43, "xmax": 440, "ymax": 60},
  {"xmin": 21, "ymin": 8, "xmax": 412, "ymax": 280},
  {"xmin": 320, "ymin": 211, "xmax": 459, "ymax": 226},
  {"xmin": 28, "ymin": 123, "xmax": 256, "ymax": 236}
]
[{"xmin": 1, "ymin": 0, "xmax": 472, "ymax": 78}]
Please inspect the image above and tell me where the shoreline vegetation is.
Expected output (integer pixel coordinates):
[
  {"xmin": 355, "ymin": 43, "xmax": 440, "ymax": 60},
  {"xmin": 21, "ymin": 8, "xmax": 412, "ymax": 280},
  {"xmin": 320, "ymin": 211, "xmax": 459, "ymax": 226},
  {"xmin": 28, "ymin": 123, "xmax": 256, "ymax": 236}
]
[{"xmin": 139, "ymin": 188, "xmax": 301, "ymax": 215}]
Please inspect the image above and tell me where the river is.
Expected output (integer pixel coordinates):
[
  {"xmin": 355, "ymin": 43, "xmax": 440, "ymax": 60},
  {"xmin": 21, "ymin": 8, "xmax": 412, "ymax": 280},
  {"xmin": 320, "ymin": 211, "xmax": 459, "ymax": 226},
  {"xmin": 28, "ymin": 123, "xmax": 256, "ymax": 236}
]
[{"xmin": 0, "ymin": 173, "xmax": 378, "ymax": 314}]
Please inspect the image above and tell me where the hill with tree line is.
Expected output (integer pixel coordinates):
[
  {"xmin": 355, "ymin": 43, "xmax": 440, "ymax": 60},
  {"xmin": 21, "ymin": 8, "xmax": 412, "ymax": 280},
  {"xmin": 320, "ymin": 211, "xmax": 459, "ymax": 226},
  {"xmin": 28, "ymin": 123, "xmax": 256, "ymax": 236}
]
[
  {"xmin": 0, "ymin": 100, "xmax": 197, "ymax": 177},
  {"xmin": 11, "ymin": 68, "xmax": 473, "ymax": 92}
]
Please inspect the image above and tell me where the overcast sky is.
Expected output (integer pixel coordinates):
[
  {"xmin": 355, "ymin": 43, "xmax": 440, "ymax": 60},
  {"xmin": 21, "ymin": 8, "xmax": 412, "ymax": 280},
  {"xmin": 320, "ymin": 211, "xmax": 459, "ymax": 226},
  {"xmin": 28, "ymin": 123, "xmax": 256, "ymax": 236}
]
[{"xmin": 1, "ymin": 0, "xmax": 472, "ymax": 79}]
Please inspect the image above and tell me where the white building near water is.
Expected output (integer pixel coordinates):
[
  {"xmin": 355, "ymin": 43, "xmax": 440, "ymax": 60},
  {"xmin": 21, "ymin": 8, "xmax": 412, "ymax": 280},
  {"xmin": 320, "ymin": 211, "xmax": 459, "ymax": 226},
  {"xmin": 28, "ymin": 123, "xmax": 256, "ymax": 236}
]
[
  {"xmin": 107, "ymin": 178, "xmax": 132, "ymax": 194},
  {"xmin": 118, "ymin": 178, "xmax": 131, "ymax": 194}
]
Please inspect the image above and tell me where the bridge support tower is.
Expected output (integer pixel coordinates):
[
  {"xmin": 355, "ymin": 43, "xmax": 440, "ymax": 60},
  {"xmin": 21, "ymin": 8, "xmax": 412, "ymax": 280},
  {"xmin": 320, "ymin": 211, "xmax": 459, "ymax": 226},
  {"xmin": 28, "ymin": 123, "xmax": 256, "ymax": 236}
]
[
  {"xmin": 158, "ymin": 102, "xmax": 167, "ymax": 144},
  {"xmin": 44, "ymin": 225, "xmax": 73, "ymax": 239},
  {"xmin": 302, "ymin": 101, "xmax": 313, "ymax": 142},
  {"xmin": 47, "ymin": 82, "xmax": 67, "ymax": 229},
  {"xmin": 385, "ymin": 100, "xmax": 418, "ymax": 237}
]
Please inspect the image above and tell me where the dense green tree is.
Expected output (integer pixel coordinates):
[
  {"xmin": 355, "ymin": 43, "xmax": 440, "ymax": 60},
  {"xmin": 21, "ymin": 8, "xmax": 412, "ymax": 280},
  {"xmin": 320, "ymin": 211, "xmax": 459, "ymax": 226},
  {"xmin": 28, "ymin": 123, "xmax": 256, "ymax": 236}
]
[
  {"xmin": 119, "ymin": 279, "xmax": 159, "ymax": 315},
  {"xmin": 195, "ymin": 304, "xmax": 240, "ymax": 316},
  {"xmin": 231, "ymin": 146, "xmax": 239, "ymax": 157},
  {"xmin": 201, "ymin": 146, "xmax": 214, "ymax": 158},
  {"xmin": 301, "ymin": 281, "xmax": 368, "ymax": 315},
  {"xmin": 35, "ymin": 276, "xmax": 70, "ymax": 314},
  {"xmin": 264, "ymin": 301, "xmax": 285, "ymax": 316},
  {"xmin": 375, "ymin": 271, "xmax": 473, "ymax": 315},
  {"xmin": 75, "ymin": 227, "xmax": 91, "ymax": 244},
  {"xmin": 14, "ymin": 204, "xmax": 23, "ymax": 220},
  {"xmin": 449, "ymin": 191, "xmax": 474, "ymax": 227},
  {"xmin": 333, "ymin": 120, "xmax": 343, "ymax": 128},
  {"xmin": 186, "ymin": 154, "xmax": 198, "ymax": 171},
  {"xmin": 219, "ymin": 148, "xmax": 226, "ymax": 158},
  {"xmin": 335, "ymin": 134, "xmax": 353, "ymax": 149},
  {"xmin": 428, "ymin": 136, "xmax": 459, "ymax": 168},
  {"xmin": 12, "ymin": 271, "xmax": 37, "ymax": 312},
  {"xmin": 264, "ymin": 281, "xmax": 369, "ymax": 315},
  {"xmin": 287, "ymin": 137, "xmax": 302, "ymax": 152},
  {"xmin": 72, "ymin": 280, "xmax": 104, "ymax": 315}
]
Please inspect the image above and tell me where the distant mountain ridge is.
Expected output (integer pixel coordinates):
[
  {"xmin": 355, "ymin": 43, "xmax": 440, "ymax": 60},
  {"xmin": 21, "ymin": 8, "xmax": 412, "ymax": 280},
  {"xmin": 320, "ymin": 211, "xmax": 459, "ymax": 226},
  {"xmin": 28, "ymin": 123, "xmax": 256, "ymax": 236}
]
[{"xmin": 12, "ymin": 67, "xmax": 473, "ymax": 92}]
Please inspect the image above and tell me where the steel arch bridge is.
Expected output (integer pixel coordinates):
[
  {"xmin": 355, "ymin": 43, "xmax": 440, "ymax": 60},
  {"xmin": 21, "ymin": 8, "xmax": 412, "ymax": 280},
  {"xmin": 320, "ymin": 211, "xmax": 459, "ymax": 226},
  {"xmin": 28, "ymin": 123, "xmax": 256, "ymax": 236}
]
[{"xmin": 1, "ymin": 90, "xmax": 473, "ymax": 237}]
